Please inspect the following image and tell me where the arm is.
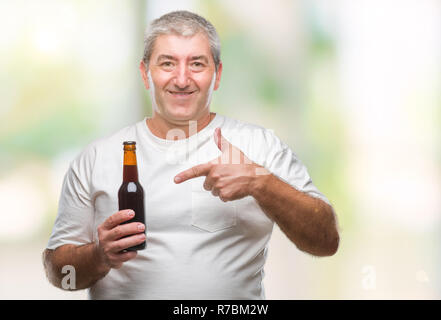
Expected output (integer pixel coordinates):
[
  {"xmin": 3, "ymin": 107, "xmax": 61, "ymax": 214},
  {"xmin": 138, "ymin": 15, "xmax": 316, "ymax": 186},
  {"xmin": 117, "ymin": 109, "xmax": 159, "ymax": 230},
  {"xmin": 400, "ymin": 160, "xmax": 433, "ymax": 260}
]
[
  {"xmin": 43, "ymin": 243, "xmax": 110, "ymax": 290},
  {"xmin": 175, "ymin": 127, "xmax": 340, "ymax": 257},
  {"xmin": 43, "ymin": 209, "xmax": 146, "ymax": 290},
  {"xmin": 250, "ymin": 172, "xmax": 339, "ymax": 257}
]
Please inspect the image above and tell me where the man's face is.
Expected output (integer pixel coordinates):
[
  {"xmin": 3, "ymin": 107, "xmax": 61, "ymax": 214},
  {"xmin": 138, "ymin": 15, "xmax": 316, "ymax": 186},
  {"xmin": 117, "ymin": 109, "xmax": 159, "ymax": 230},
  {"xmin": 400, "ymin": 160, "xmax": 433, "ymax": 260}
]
[{"xmin": 140, "ymin": 33, "xmax": 222, "ymax": 122}]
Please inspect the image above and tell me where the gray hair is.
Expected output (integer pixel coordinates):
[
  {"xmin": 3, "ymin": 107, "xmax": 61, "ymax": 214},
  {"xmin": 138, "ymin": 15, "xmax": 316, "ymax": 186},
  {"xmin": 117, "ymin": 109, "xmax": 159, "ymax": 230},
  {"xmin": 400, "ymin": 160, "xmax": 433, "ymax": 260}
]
[{"xmin": 142, "ymin": 10, "xmax": 221, "ymax": 71}]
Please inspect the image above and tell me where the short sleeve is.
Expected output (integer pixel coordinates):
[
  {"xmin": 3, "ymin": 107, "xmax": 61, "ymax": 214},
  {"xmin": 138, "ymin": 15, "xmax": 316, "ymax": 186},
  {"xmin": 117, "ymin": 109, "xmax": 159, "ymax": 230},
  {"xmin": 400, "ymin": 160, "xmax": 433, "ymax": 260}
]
[
  {"xmin": 262, "ymin": 130, "xmax": 331, "ymax": 206},
  {"xmin": 46, "ymin": 145, "xmax": 96, "ymax": 250}
]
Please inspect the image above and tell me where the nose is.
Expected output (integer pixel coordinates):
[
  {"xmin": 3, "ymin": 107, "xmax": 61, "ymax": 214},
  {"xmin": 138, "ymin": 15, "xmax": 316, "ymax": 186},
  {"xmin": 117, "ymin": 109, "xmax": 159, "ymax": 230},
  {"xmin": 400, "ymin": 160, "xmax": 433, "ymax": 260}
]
[{"xmin": 173, "ymin": 64, "xmax": 191, "ymax": 89}]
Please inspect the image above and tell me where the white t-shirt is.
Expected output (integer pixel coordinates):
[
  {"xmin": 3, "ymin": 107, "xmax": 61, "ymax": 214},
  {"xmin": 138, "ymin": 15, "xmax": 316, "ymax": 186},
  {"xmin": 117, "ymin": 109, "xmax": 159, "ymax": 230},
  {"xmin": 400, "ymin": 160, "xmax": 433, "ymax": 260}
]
[{"xmin": 47, "ymin": 113, "xmax": 330, "ymax": 300}]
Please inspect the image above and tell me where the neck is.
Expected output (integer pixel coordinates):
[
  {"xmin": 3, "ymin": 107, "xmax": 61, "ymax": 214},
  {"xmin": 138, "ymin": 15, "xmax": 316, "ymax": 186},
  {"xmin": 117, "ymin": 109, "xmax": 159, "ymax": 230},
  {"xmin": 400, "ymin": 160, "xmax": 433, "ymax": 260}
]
[{"xmin": 146, "ymin": 111, "xmax": 216, "ymax": 140}]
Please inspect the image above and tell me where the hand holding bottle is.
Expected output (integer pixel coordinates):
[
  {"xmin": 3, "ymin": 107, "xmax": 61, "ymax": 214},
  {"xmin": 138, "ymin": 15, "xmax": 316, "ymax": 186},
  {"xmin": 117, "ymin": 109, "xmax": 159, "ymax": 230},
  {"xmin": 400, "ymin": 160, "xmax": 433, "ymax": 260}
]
[{"xmin": 95, "ymin": 209, "xmax": 146, "ymax": 269}]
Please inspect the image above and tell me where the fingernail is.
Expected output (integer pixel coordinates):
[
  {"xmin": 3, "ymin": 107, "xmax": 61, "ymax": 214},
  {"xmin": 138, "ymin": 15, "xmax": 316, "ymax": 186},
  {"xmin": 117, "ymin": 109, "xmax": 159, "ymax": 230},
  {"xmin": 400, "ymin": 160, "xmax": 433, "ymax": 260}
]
[
  {"xmin": 138, "ymin": 224, "xmax": 145, "ymax": 231},
  {"xmin": 127, "ymin": 210, "xmax": 134, "ymax": 217},
  {"xmin": 174, "ymin": 176, "xmax": 181, "ymax": 183}
]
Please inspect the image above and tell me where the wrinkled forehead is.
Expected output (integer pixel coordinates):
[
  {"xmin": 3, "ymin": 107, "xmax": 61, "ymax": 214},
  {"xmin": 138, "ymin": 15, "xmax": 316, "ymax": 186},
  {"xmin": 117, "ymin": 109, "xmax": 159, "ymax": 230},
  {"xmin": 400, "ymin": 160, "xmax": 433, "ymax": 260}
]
[{"xmin": 150, "ymin": 33, "xmax": 213, "ymax": 63}]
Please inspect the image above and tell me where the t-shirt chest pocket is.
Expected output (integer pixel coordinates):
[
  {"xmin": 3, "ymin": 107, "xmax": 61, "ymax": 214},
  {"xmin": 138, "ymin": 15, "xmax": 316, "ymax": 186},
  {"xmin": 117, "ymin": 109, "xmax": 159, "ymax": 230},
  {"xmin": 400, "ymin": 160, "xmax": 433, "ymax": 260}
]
[{"xmin": 190, "ymin": 179, "xmax": 237, "ymax": 232}]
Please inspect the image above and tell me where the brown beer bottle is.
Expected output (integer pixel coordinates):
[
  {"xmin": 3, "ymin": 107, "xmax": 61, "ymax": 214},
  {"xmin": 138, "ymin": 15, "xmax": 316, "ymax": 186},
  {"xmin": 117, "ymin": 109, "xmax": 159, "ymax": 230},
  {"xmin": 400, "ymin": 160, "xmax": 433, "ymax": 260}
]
[{"xmin": 118, "ymin": 141, "xmax": 146, "ymax": 251}]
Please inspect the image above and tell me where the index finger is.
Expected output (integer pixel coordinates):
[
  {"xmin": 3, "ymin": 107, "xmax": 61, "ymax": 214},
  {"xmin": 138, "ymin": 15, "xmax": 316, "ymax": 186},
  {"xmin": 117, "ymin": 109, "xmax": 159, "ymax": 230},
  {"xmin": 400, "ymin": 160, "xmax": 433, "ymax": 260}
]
[
  {"xmin": 102, "ymin": 209, "xmax": 135, "ymax": 230},
  {"xmin": 174, "ymin": 162, "xmax": 213, "ymax": 184}
]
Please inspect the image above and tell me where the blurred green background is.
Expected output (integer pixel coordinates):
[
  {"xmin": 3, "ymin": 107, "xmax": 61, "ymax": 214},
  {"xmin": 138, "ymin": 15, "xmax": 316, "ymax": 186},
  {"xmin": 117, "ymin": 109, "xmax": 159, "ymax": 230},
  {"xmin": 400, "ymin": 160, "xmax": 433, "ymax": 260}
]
[{"xmin": 1, "ymin": 0, "xmax": 440, "ymax": 299}]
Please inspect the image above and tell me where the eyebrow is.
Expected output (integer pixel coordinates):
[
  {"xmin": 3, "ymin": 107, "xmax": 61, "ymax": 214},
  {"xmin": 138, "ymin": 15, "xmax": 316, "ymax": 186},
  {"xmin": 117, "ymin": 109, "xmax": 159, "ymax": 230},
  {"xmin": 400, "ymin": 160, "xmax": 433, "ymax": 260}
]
[
  {"xmin": 156, "ymin": 55, "xmax": 177, "ymax": 62},
  {"xmin": 156, "ymin": 54, "xmax": 209, "ymax": 63},
  {"xmin": 190, "ymin": 55, "xmax": 209, "ymax": 63}
]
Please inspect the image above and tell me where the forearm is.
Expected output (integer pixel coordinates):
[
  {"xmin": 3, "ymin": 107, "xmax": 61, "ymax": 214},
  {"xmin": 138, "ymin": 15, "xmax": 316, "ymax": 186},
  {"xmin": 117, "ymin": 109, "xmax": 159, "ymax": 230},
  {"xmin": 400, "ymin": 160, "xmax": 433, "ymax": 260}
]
[
  {"xmin": 43, "ymin": 243, "xmax": 110, "ymax": 290},
  {"xmin": 251, "ymin": 173, "xmax": 339, "ymax": 256}
]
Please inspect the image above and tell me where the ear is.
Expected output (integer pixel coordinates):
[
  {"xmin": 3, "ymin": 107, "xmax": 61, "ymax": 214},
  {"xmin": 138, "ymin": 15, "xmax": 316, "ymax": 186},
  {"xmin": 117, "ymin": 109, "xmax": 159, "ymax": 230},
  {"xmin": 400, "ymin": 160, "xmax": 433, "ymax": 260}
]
[
  {"xmin": 213, "ymin": 61, "xmax": 222, "ymax": 91},
  {"xmin": 139, "ymin": 61, "xmax": 150, "ymax": 90}
]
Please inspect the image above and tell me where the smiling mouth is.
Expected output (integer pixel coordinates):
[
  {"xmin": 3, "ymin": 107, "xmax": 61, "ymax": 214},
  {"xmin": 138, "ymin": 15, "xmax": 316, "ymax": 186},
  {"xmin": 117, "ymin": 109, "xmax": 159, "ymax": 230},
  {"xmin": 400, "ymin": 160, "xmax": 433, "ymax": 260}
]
[{"xmin": 167, "ymin": 90, "xmax": 196, "ymax": 97}]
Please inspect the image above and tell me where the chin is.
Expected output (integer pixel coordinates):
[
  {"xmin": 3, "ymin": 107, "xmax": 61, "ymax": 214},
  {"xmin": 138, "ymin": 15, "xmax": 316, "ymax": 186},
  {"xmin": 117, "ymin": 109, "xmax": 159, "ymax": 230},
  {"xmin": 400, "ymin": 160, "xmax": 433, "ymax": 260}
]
[
  {"xmin": 166, "ymin": 105, "xmax": 200, "ymax": 121},
  {"xmin": 166, "ymin": 111, "xmax": 196, "ymax": 122}
]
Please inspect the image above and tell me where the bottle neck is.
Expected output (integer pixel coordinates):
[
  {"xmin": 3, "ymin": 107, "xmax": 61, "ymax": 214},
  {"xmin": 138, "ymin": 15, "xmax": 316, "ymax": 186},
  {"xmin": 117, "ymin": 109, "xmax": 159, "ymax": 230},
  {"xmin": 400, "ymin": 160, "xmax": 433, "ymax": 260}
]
[{"xmin": 123, "ymin": 150, "xmax": 139, "ymax": 182}]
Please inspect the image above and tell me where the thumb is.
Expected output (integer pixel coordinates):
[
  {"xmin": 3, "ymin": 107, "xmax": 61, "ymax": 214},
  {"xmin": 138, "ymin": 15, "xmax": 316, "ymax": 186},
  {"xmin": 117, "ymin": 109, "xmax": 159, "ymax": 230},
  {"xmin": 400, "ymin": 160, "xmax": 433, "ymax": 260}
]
[
  {"xmin": 214, "ymin": 127, "xmax": 230, "ymax": 152},
  {"xmin": 213, "ymin": 127, "xmax": 250, "ymax": 165}
]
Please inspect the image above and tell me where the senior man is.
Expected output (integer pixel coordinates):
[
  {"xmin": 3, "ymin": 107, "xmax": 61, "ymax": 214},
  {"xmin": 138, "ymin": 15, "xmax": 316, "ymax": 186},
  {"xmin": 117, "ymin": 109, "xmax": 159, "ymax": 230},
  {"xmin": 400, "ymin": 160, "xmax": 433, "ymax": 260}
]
[{"xmin": 43, "ymin": 10, "xmax": 339, "ymax": 299}]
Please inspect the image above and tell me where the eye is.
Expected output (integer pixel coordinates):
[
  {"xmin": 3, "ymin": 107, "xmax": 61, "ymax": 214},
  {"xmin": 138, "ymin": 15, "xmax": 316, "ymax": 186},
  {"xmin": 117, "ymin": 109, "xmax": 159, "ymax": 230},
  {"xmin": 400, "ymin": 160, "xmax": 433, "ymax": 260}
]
[
  {"xmin": 190, "ymin": 61, "xmax": 205, "ymax": 71},
  {"xmin": 160, "ymin": 61, "xmax": 174, "ymax": 70}
]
